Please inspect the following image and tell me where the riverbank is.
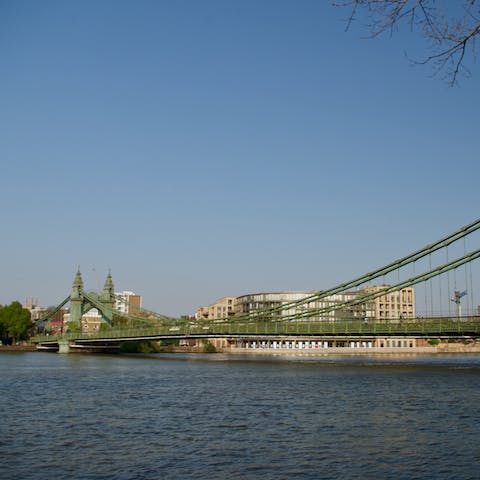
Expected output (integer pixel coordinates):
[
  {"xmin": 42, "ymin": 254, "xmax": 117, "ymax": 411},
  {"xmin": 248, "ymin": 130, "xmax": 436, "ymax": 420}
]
[
  {"xmin": 150, "ymin": 342, "xmax": 480, "ymax": 356},
  {"xmin": 6, "ymin": 342, "xmax": 480, "ymax": 355},
  {"xmin": 220, "ymin": 342, "xmax": 480, "ymax": 356},
  {"xmin": 0, "ymin": 344, "xmax": 37, "ymax": 352}
]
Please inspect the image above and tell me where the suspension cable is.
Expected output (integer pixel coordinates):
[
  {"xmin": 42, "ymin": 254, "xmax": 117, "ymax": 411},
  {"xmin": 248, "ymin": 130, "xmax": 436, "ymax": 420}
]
[
  {"xmin": 258, "ymin": 248, "xmax": 480, "ymax": 322},
  {"xmin": 231, "ymin": 218, "xmax": 480, "ymax": 321}
]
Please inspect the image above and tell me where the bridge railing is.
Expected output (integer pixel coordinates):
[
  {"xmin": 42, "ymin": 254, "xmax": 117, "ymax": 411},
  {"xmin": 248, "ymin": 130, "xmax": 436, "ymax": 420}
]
[
  {"xmin": 30, "ymin": 316, "xmax": 480, "ymax": 343},
  {"xmin": 198, "ymin": 317, "xmax": 480, "ymax": 336}
]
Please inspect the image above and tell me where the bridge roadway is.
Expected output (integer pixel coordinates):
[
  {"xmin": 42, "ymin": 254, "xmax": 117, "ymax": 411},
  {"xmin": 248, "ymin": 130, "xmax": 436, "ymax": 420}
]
[{"xmin": 31, "ymin": 316, "xmax": 480, "ymax": 353}]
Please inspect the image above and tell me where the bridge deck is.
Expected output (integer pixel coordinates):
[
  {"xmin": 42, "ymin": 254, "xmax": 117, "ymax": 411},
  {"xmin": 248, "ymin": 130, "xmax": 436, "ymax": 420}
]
[{"xmin": 31, "ymin": 317, "xmax": 480, "ymax": 345}]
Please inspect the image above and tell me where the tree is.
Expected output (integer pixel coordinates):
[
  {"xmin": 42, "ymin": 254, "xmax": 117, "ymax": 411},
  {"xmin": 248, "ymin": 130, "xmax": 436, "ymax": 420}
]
[
  {"xmin": 0, "ymin": 302, "xmax": 32, "ymax": 344},
  {"xmin": 337, "ymin": 1, "xmax": 480, "ymax": 85}
]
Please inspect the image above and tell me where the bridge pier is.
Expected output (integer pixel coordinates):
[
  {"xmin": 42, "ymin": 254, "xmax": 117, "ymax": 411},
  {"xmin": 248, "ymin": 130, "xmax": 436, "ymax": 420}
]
[{"xmin": 58, "ymin": 341, "xmax": 71, "ymax": 354}]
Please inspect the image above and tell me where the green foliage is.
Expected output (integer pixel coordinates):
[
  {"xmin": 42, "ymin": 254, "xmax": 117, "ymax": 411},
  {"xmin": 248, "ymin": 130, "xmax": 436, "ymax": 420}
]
[
  {"xmin": 65, "ymin": 322, "xmax": 81, "ymax": 334},
  {"xmin": 120, "ymin": 341, "xmax": 162, "ymax": 353},
  {"xmin": 203, "ymin": 341, "xmax": 217, "ymax": 353},
  {"xmin": 99, "ymin": 322, "xmax": 111, "ymax": 332},
  {"xmin": 0, "ymin": 301, "xmax": 32, "ymax": 343},
  {"xmin": 113, "ymin": 314, "xmax": 131, "ymax": 328},
  {"xmin": 428, "ymin": 338, "xmax": 440, "ymax": 346}
]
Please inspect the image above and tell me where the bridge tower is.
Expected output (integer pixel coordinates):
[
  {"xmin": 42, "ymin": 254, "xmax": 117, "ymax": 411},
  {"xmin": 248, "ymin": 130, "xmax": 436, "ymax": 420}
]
[
  {"xmin": 69, "ymin": 269, "xmax": 84, "ymax": 325},
  {"xmin": 100, "ymin": 271, "xmax": 115, "ymax": 323},
  {"xmin": 66, "ymin": 269, "xmax": 116, "ymax": 329}
]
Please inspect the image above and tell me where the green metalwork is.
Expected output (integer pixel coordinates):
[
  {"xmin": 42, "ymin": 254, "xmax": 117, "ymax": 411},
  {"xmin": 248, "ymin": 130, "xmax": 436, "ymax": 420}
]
[
  {"xmin": 227, "ymin": 217, "xmax": 480, "ymax": 321},
  {"xmin": 68, "ymin": 270, "xmax": 116, "ymax": 327},
  {"xmin": 36, "ymin": 270, "xmax": 179, "ymax": 332},
  {"xmin": 271, "ymin": 247, "xmax": 480, "ymax": 322},
  {"xmin": 36, "ymin": 295, "xmax": 70, "ymax": 324},
  {"xmin": 39, "ymin": 271, "xmax": 122, "ymax": 330},
  {"xmin": 31, "ymin": 316, "xmax": 480, "ymax": 344}
]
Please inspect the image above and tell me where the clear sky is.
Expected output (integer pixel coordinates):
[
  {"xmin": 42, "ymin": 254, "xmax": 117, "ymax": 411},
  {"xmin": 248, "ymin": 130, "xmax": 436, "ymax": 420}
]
[{"xmin": 1, "ymin": 0, "xmax": 479, "ymax": 316}]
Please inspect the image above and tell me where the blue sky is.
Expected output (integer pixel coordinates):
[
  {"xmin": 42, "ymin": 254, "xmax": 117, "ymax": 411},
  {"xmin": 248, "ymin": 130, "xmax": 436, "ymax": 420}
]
[{"xmin": 1, "ymin": 0, "xmax": 479, "ymax": 316}]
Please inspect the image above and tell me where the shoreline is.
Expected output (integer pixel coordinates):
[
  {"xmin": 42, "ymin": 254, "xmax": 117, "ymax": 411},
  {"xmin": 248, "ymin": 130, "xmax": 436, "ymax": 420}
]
[
  {"xmin": 0, "ymin": 345, "xmax": 37, "ymax": 352},
  {"xmin": 3, "ymin": 343, "xmax": 479, "ymax": 356},
  {"xmin": 164, "ymin": 343, "xmax": 480, "ymax": 356},
  {"xmin": 220, "ymin": 345, "xmax": 480, "ymax": 356}
]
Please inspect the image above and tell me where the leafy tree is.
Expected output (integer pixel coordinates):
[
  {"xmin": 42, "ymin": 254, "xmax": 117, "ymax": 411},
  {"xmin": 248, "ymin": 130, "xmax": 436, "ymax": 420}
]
[
  {"xmin": 64, "ymin": 322, "xmax": 81, "ymax": 334},
  {"xmin": 0, "ymin": 301, "xmax": 32, "ymax": 343},
  {"xmin": 337, "ymin": 1, "xmax": 480, "ymax": 85},
  {"xmin": 203, "ymin": 341, "xmax": 217, "ymax": 353},
  {"xmin": 0, "ymin": 305, "xmax": 6, "ymax": 341}
]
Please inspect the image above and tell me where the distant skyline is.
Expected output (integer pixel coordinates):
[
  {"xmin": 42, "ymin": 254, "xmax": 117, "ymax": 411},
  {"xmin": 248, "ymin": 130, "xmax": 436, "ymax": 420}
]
[{"xmin": 1, "ymin": 1, "xmax": 479, "ymax": 316}]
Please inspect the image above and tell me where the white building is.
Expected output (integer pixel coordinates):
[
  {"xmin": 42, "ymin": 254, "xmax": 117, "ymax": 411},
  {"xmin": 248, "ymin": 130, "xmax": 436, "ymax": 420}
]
[
  {"xmin": 234, "ymin": 291, "xmax": 362, "ymax": 321},
  {"xmin": 115, "ymin": 291, "xmax": 142, "ymax": 315}
]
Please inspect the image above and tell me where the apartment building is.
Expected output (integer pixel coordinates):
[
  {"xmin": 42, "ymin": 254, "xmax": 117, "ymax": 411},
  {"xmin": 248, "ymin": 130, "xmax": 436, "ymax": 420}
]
[
  {"xmin": 234, "ymin": 291, "xmax": 361, "ymax": 321},
  {"xmin": 196, "ymin": 286, "xmax": 415, "ymax": 321},
  {"xmin": 196, "ymin": 297, "xmax": 236, "ymax": 320},
  {"xmin": 115, "ymin": 291, "xmax": 142, "ymax": 315},
  {"xmin": 360, "ymin": 285, "xmax": 415, "ymax": 320}
]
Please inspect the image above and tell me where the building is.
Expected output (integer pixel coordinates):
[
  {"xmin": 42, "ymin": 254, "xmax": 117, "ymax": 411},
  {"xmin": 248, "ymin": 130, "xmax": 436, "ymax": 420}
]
[
  {"xmin": 80, "ymin": 309, "xmax": 103, "ymax": 333},
  {"xmin": 24, "ymin": 297, "xmax": 43, "ymax": 321},
  {"xmin": 359, "ymin": 285, "xmax": 415, "ymax": 320},
  {"xmin": 24, "ymin": 299, "xmax": 68, "ymax": 334},
  {"xmin": 115, "ymin": 291, "xmax": 142, "ymax": 315},
  {"xmin": 62, "ymin": 308, "xmax": 103, "ymax": 333},
  {"xmin": 196, "ymin": 297, "xmax": 237, "ymax": 320},
  {"xmin": 196, "ymin": 286, "xmax": 415, "ymax": 322},
  {"xmin": 234, "ymin": 291, "xmax": 362, "ymax": 321}
]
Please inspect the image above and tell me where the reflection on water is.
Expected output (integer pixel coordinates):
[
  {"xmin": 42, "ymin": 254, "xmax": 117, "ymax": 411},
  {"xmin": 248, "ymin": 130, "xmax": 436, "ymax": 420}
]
[{"xmin": 1, "ymin": 352, "xmax": 479, "ymax": 480}]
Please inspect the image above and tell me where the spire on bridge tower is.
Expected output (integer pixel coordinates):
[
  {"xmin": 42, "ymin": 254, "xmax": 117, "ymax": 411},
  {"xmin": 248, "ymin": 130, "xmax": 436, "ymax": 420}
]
[
  {"xmin": 69, "ymin": 269, "xmax": 84, "ymax": 325},
  {"xmin": 71, "ymin": 269, "xmax": 84, "ymax": 301},
  {"xmin": 102, "ymin": 271, "xmax": 115, "ymax": 306},
  {"xmin": 67, "ymin": 269, "xmax": 116, "ymax": 330}
]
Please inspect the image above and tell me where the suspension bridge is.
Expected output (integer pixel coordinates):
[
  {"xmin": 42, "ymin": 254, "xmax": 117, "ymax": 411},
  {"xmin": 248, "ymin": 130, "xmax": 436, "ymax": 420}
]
[{"xmin": 31, "ymin": 218, "xmax": 480, "ymax": 353}]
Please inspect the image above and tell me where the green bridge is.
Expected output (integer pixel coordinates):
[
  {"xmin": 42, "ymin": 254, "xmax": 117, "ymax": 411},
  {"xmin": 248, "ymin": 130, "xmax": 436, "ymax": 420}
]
[
  {"xmin": 31, "ymin": 316, "xmax": 480, "ymax": 353},
  {"xmin": 31, "ymin": 218, "xmax": 480, "ymax": 353}
]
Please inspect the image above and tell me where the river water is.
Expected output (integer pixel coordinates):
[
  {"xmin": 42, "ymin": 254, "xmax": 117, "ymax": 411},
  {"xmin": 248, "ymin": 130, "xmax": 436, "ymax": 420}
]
[{"xmin": 1, "ymin": 352, "xmax": 479, "ymax": 480}]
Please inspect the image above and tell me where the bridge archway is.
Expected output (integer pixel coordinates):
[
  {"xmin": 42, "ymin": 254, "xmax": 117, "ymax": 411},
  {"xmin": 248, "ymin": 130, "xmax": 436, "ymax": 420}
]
[{"xmin": 67, "ymin": 269, "xmax": 116, "ymax": 328}]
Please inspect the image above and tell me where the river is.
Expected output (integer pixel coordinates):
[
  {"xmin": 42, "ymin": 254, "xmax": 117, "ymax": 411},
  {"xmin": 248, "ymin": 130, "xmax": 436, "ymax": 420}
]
[{"xmin": 1, "ymin": 352, "xmax": 479, "ymax": 480}]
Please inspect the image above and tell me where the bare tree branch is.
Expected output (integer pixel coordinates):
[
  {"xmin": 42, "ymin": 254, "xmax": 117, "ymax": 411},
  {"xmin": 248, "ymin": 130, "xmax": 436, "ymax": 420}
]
[{"xmin": 335, "ymin": 0, "xmax": 480, "ymax": 85}]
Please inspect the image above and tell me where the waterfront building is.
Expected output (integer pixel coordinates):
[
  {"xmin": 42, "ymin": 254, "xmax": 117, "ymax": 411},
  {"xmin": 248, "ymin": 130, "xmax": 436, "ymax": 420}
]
[
  {"xmin": 197, "ymin": 286, "xmax": 415, "ymax": 322},
  {"xmin": 234, "ymin": 291, "xmax": 363, "ymax": 321},
  {"xmin": 360, "ymin": 285, "xmax": 415, "ymax": 320},
  {"xmin": 196, "ymin": 297, "xmax": 236, "ymax": 320}
]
